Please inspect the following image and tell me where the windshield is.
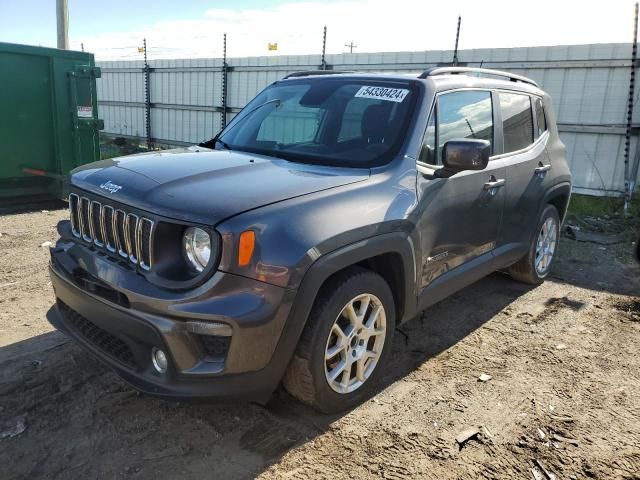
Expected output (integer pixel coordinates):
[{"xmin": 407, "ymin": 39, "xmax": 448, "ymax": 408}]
[{"xmin": 215, "ymin": 78, "xmax": 418, "ymax": 167}]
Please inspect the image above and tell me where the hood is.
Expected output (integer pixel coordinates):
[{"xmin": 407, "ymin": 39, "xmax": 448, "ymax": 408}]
[{"xmin": 70, "ymin": 147, "xmax": 369, "ymax": 224}]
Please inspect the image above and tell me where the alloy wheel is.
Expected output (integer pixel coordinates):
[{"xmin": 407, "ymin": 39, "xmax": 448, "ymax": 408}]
[
  {"xmin": 324, "ymin": 293, "xmax": 387, "ymax": 394},
  {"xmin": 535, "ymin": 216, "xmax": 558, "ymax": 275}
]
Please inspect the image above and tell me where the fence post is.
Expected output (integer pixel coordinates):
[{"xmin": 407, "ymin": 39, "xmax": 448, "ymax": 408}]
[
  {"xmin": 624, "ymin": 3, "xmax": 639, "ymax": 211},
  {"xmin": 221, "ymin": 33, "xmax": 228, "ymax": 130},
  {"xmin": 143, "ymin": 38, "xmax": 152, "ymax": 149},
  {"xmin": 320, "ymin": 25, "xmax": 327, "ymax": 70},
  {"xmin": 453, "ymin": 16, "xmax": 461, "ymax": 66}
]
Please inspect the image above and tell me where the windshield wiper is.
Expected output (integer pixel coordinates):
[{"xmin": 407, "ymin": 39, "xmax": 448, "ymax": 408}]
[
  {"xmin": 215, "ymin": 136, "xmax": 232, "ymax": 150},
  {"xmin": 199, "ymin": 131, "xmax": 231, "ymax": 150}
]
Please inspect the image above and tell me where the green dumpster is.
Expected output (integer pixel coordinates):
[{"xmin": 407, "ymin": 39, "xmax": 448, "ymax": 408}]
[{"xmin": 0, "ymin": 42, "xmax": 102, "ymax": 201}]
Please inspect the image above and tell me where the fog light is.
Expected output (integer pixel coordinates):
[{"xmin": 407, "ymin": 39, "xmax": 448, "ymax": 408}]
[{"xmin": 151, "ymin": 347, "xmax": 168, "ymax": 373}]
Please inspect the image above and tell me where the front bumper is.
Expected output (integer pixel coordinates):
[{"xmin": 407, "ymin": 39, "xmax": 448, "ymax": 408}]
[{"xmin": 48, "ymin": 240, "xmax": 298, "ymax": 402}]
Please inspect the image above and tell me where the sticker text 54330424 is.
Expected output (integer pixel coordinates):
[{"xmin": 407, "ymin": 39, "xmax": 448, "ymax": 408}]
[{"xmin": 354, "ymin": 86, "xmax": 410, "ymax": 103}]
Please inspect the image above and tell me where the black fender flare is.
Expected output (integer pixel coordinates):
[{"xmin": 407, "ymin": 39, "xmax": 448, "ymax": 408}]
[
  {"xmin": 541, "ymin": 181, "xmax": 572, "ymax": 222},
  {"xmin": 526, "ymin": 182, "xmax": 572, "ymax": 246},
  {"xmin": 294, "ymin": 231, "xmax": 418, "ymax": 323}
]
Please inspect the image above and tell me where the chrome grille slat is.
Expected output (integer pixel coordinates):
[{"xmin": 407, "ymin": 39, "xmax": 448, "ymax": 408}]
[
  {"xmin": 102, "ymin": 205, "xmax": 116, "ymax": 252},
  {"xmin": 115, "ymin": 209, "xmax": 128, "ymax": 258},
  {"xmin": 67, "ymin": 194, "xmax": 154, "ymax": 271},
  {"xmin": 69, "ymin": 194, "xmax": 80, "ymax": 238},
  {"xmin": 125, "ymin": 213, "xmax": 139, "ymax": 265},
  {"xmin": 138, "ymin": 218, "xmax": 154, "ymax": 271},
  {"xmin": 79, "ymin": 197, "xmax": 92, "ymax": 242},
  {"xmin": 90, "ymin": 201, "xmax": 104, "ymax": 247}
]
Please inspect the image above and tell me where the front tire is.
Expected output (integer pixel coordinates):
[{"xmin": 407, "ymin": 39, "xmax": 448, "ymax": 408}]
[
  {"xmin": 283, "ymin": 267, "xmax": 395, "ymax": 413},
  {"xmin": 508, "ymin": 204, "xmax": 560, "ymax": 284}
]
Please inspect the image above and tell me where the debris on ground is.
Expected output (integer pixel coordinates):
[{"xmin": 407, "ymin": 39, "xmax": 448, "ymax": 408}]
[
  {"xmin": 549, "ymin": 414, "xmax": 573, "ymax": 422},
  {"xmin": 552, "ymin": 433, "xmax": 579, "ymax": 446},
  {"xmin": 1, "ymin": 417, "xmax": 26, "ymax": 440},
  {"xmin": 555, "ymin": 343, "xmax": 567, "ymax": 350},
  {"xmin": 532, "ymin": 459, "xmax": 558, "ymax": 480},
  {"xmin": 40, "ymin": 241, "xmax": 52, "ymax": 248},
  {"xmin": 537, "ymin": 428, "xmax": 546, "ymax": 440},
  {"xmin": 455, "ymin": 427, "xmax": 480, "ymax": 447},
  {"xmin": 481, "ymin": 426, "xmax": 494, "ymax": 439},
  {"xmin": 478, "ymin": 373, "xmax": 492, "ymax": 382},
  {"xmin": 564, "ymin": 224, "xmax": 580, "ymax": 236},
  {"xmin": 565, "ymin": 225, "xmax": 624, "ymax": 245}
]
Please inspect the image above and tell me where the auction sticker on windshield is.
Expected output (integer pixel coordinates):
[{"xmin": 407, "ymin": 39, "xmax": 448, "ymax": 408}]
[{"xmin": 355, "ymin": 86, "xmax": 409, "ymax": 103}]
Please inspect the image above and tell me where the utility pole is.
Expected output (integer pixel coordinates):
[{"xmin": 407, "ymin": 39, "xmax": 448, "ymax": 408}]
[
  {"xmin": 344, "ymin": 41, "xmax": 357, "ymax": 53},
  {"xmin": 56, "ymin": 0, "xmax": 69, "ymax": 49}
]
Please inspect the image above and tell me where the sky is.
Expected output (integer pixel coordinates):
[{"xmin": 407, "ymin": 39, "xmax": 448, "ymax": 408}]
[{"xmin": 0, "ymin": 0, "xmax": 637, "ymax": 60}]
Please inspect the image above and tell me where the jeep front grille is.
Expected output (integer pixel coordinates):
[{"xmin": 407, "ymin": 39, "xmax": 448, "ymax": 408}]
[{"xmin": 69, "ymin": 193, "xmax": 154, "ymax": 271}]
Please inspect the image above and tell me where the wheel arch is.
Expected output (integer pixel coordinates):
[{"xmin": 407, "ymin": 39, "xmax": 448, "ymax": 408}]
[
  {"xmin": 543, "ymin": 182, "xmax": 572, "ymax": 222},
  {"xmin": 298, "ymin": 232, "xmax": 417, "ymax": 325}
]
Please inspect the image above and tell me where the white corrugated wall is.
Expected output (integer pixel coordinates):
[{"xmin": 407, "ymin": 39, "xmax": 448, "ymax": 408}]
[{"xmin": 96, "ymin": 43, "xmax": 640, "ymax": 196}]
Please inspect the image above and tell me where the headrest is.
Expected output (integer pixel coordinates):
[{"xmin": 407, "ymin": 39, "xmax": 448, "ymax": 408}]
[{"xmin": 361, "ymin": 103, "xmax": 393, "ymax": 143}]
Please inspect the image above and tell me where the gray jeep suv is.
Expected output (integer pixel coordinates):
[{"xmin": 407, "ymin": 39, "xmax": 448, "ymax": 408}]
[{"xmin": 47, "ymin": 67, "xmax": 571, "ymax": 413}]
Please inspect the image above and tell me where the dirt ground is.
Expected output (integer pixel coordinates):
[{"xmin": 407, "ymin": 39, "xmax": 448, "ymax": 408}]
[{"xmin": 1, "ymin": 205, "xmax": 639, "ymax": 480}]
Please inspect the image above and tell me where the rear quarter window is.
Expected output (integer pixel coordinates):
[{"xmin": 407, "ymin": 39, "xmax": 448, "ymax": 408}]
[
  {"xmin": 499, "ymin": 92, "xmax": 534, "ymax": 153},
  {"xmin": 533, "ymin": 96, "xmax": 547, "ymax": 137}
]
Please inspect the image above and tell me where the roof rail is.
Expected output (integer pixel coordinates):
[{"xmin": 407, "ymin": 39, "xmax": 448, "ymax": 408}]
[
  {"xmin": 282, "ymin": 70, "xmax": 353, "ymax": 79},
  {"xmin": 418, "ymin": 67, "xmax": 538, "ymax": 87}
]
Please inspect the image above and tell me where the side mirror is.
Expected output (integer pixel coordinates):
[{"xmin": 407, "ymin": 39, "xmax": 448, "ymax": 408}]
[{"xmin": 441, "ymin": 139, "xmax": 490, "ymax": 175}]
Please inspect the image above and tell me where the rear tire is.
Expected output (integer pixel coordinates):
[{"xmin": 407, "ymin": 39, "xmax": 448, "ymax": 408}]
[
  {"xmin": 283, "ymin": 267, "xmax": 395, "ymax": 413},
  {"xmin": 508, "ymin": 204, "xmax": 560, "ymax": 284}
]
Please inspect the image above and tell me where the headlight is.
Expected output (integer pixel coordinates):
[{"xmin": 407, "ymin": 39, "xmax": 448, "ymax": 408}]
[{"xmin": 182, "ymin": 227, "xmax": 212, "ymax": 272}]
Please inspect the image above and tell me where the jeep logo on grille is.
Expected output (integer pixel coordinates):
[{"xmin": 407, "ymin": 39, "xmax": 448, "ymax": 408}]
[{"xmin": 99, "ymin": 181, "xmax": 122, "ymax": 194}]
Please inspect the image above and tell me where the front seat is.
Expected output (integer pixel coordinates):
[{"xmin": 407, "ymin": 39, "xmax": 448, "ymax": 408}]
[{"xmin": 361, "ymin": 103, "xmax": 393, "ymax": 144}]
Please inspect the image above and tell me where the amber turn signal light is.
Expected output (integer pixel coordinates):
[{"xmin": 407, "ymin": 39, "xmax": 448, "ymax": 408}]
[{"xmin": 238, "ymin": 230, "xmax": 255, "ymax": 266}]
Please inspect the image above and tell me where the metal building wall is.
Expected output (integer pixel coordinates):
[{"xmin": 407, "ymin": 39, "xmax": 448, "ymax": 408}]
[{"xmin": 96, "ymin": 43, "xmax": 640, "ymax": 196}]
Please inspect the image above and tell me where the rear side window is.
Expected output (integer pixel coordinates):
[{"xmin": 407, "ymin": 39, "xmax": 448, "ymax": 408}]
[
  {"xmin": 499, "ymin": 92, "xmax": 533, "ymax": 153},
  {"xmin": 430, "ymin": 90, "xmax": 493, "ymax": 163},
  {"xmin": 533, "ymin": 97, "xmax": 547, "ymax": 137}
]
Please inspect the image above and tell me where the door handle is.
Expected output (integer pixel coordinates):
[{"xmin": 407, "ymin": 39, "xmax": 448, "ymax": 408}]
[
  {"xmin": 483, "ymin": 178, "xmax": 506, "ymax": 191},
  {"xmin": 534, "ymin": 164, "xmax": 552, "ymax": 175}
]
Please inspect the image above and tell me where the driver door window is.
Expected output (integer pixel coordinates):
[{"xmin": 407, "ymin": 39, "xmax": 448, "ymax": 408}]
[{"xmin": 421, "ymin": 90, "xmax": 493, "ymax": 165}]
